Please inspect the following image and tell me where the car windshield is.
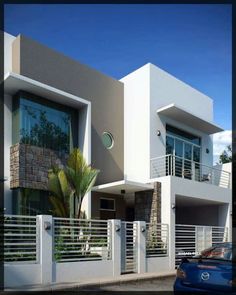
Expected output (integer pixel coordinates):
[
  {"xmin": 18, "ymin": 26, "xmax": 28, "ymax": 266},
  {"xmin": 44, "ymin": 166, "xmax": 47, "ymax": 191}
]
[{"xmin": 196, "ymin": 245, "xmax": 232, "ymax": 261}]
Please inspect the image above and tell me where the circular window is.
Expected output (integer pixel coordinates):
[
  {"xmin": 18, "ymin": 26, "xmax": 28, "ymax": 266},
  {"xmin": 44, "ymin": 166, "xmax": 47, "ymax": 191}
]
[{"xmin": 102, "ymin": 132, "xmax": 114, "ymax": 149}]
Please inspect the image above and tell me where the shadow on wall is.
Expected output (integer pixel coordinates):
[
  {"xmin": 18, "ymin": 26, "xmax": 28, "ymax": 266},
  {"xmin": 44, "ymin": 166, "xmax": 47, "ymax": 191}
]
[{"xmin": 91, "ymin": 126, "xmax": 124, "ymax": 185}]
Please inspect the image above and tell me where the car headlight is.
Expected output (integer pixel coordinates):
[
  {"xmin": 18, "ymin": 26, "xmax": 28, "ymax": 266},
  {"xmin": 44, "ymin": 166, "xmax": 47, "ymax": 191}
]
[{"xmin": 176, "ymin": 267, "xmax": 186, "ymax": 279}]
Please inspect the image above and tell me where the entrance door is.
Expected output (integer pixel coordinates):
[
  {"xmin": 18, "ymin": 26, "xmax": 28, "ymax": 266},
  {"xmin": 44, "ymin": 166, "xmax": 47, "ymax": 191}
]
[{"xmin": 121, "ymin": 222, "xmax": 137, "ymax": 273}]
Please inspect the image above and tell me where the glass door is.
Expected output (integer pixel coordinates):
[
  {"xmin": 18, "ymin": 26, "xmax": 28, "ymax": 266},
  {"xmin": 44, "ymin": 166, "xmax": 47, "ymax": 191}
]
[
  {"xmin": 166, "ymin": 136, "xmax": 174, "ymax": 175},
  {"xmin": 184, "ymin": 143, "xmax": 192, "ymax": 179},
  {"xmin": 193, "ymin": 146, "xmax": 201, "ymax": 181},
  {"xmin": 175, "ymin": 139, "xmax": 183, "ymax": 177}
]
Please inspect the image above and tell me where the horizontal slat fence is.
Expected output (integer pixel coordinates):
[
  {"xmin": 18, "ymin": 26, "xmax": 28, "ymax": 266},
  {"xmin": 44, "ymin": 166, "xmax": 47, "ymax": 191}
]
[
  {"xmin": 4, "ymin": 215, "xmax": 38, "ymax": 263},
  {"xmin": 53, "ymin": 217, "xmax": 112, "ymax": 262},
  {"xmin": 146, "ymin": 223, "xmax": 168, "ymax": 257}
]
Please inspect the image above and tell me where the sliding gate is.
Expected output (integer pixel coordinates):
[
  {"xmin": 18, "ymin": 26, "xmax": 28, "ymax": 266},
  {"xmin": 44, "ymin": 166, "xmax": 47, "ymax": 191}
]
[
  {"xmin": 121, "ymin": 222, "xmax": 137, "ymax": 273},
  {"xmin": 175, "ymin": 224, "xmax": 228, "ymax": 267}
]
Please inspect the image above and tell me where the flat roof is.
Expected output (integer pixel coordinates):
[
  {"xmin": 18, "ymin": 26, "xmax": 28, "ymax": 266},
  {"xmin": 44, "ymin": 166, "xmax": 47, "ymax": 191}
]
[
  {"xmin": 157, "ymin": 103, "xmax": 223, "ymax": 135},
  {"xmin": 4, "ymin": 72, "xmax": 90, "ymax": 109},
  {"xmin": 92, "ymin": 180, "xmax": 153, "ymax": 195}
]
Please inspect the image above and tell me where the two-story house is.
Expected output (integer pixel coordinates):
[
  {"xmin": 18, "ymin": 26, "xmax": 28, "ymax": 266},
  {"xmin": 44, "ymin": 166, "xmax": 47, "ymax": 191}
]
[{"xmin": 4, "ymin": 32, "xmax": 231, "ymax": 253}]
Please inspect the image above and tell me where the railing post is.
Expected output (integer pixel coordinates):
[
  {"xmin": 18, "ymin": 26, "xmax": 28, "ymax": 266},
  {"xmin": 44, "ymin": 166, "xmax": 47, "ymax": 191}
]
[
  {"xmin": 135, "ymin": 221, "xmax": 146, "ymax": 273},
  {"xmin": 109, "ymin": 219, "xmax": 121, "ymax": 276},
  {"xmin": 37, "ymin": 215, "xmax": 53, "ymax": 285}
]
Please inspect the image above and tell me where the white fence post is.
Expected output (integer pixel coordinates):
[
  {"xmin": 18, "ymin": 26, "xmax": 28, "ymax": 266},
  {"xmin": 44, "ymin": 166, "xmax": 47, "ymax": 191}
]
[
  {"xmin": 136, "ymin": 221, "xmax": 146, "ymax": 273},
  {"xmin": 37, "ymin": 215, "xmax": 53, "ymax": 284},
  {"xmin": 109, "ymin": 219, "xmax": 121, "ymax": 276}
]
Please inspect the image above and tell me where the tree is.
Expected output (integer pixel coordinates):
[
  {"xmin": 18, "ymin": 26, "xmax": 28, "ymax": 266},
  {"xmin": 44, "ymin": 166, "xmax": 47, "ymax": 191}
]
[
  {"xmin": 48, "ymin": 148, "xmax": 99, "ymax": 218},
  {"xmin": 66, "ymin": 149, "xmax": 99, "ymax": 218},
  {"xmin": 219, "ymin": 145, "xmax": 232, "ymax": 164},
  {"xmin": 48, "ymin": 167, "xmax": 72, "ymax": 217}
]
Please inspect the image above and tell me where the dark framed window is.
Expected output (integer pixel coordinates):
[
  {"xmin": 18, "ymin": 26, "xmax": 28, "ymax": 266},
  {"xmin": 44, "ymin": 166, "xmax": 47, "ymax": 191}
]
[
  {"xmin": 166, "ymin": 124, "xmax": 201, "ymax": 146},
  {"xmin": 100, "ymin": 198, "xmax": 115, "ymax": 211},
  {"xmin": 12, "ymin": 91, "xmax": 78, "ymax": 154},
  {"xmin": 12, "ymin": 188, "xmax": 52, "ymax": 216}
]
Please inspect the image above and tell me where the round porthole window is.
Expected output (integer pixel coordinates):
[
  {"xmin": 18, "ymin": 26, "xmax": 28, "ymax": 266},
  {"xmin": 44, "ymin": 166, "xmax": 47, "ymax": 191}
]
[{"xmin": 102, "ymin": 132, "xmax": 114, "ymax": 149}]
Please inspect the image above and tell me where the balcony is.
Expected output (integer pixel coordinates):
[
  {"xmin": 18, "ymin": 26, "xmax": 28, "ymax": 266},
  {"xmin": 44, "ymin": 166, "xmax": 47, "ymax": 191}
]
[{"xmin": 150, "ymin": 154, "xmax": 231, "ymax": 189}]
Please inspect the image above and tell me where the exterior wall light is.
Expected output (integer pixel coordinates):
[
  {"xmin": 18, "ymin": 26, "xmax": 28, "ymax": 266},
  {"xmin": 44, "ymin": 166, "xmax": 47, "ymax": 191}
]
[
  {"xmin": 206, "ymin": 148, "xmax": 210, "ymax": 154},
  {"xmin": 171, "ymin": 203, "xmax": 176, "ymax": 210},
  {"xmin": 141, "ymin": 226, "xmax": 146, "ymax": 232},
  {"xmin": 44, "ymin": 221, "xmax": 51, "ymax": 231},
  {"xmin": 157, "ymin": 130, "xmax": 161, "ymax": 136},
  {"xmin": 115, "ymin": 224, "xmax": 121, "ymax": 232},
  {"xmin": 0, "ymin": 176, "xmax": 8, "ymax": 182},
  {"xmin": 121, "ymin": 189, "xmax": 126, "ymax": 194}
]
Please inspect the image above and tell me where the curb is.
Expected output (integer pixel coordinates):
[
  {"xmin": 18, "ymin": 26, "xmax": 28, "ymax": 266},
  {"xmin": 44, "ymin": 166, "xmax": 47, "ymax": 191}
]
[{"xmin": 5, "ymin": 271, "xmax": 176, "ymax": 291}]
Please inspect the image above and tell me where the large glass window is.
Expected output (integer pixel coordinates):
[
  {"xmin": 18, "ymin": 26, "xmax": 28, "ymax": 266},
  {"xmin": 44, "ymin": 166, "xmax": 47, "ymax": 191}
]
[
  {"xmin": 13, "ymin": 93, "xmax": 78, "ymax": 153},
  {"xmin": 166, "ymin": 125, "xmax": 201, "ymax": 146},
  {"xmin": 12, "ymin": 188, "xmax": 52, "ymax": 216},
  {"xmin": 166, "ymin": 125, "xmax": 201, "ymax": 180}
]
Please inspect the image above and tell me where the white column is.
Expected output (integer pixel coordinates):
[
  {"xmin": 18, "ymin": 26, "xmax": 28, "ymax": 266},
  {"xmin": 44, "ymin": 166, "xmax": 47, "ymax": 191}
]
[
  {"xmin": 135, "ymin": 221, "xmax": 146, "ymax": 273},
  {"xmin": 109, "ymin": 219, "xmax": 121, "ymax": 276},
  {"xmin": 161, "ymin": 178, "xmax": 175, "ymax": 271},
  {"xmin": 37, "ymin": 215, "xmax": 53, "ymax": 284}
]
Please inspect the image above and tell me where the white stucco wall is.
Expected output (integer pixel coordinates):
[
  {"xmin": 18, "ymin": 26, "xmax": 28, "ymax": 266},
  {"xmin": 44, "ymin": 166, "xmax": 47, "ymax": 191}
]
[
  {"xmin": 120, "ymin": 64, "xmax": 150, "ymax": 183},
  {"xmin": 149, "ymin": 63, "xmax": 214, "ymax": 168},
  {"xmin": 4, "ymin": 32, "xmax": 15, "ymax": 76},
  {"xmin": 4, "ymin": 94, "xmax": 12, "ymax": 213},
  {"xmin": 121, "ymin": 63, "xmax": 215, "ymax": 183}
]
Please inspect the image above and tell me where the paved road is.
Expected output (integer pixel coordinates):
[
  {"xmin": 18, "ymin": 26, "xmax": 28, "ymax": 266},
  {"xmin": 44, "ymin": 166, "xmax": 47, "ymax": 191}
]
[{"xmin": 80, "ymin": 276, "xmax": 175, "ymax": 292}]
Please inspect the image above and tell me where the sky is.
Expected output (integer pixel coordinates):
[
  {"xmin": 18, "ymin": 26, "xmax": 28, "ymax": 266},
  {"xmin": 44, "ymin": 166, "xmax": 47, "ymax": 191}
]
[{"xmin": 4, "ymin": 4, "xmax": 232, "ymax": 163}]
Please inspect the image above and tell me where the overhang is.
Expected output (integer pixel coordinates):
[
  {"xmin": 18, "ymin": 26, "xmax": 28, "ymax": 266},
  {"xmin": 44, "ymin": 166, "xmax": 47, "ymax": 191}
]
[
  {"xmin": 92, "ymin": 180, "xmax": 154, "ymax": 195},
  {"xmin": 157, "ymin": 103, "xmax": 223, "ymax": 134},
  {"xmin": 4, "ymin": 72, "xmax": 90, "ymax": 109}
]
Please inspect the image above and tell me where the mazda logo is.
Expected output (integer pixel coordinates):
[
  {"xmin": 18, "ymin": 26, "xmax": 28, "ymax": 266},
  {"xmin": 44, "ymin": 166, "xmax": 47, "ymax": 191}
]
[{"xmin": 201, "ymin": 272, "xmax": 210, "ymax": 281}]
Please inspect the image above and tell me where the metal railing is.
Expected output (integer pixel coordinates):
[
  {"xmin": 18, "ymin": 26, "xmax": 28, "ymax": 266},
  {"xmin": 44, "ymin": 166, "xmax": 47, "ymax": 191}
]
[
  {"xmin": 175, "ymin": 224, "xmax": 228, "ymax": 267},
  {"xmin": 146, "ymin": 223, "xmax": 169, "ymax": 257},
  {"xmin": 4, "ymin": 214, "xmax": 39, "ymax": 263},
  {"xmin": 53, "ymin": 217, "xmax": 112, "ymax": 262},
  {"xmin": 150, "ymin": 154, "xmax": 231, "ymax": 188},
  {"xmin": 121, "ymin": 221, "xmax": 137, "ymax": 273}
]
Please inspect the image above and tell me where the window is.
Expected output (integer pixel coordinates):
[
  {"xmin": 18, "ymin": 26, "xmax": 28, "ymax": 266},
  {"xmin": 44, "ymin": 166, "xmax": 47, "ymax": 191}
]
[
  {"xmin": 100, "ymin": 198, "xmax": 115, "ymax": 211},
  {"xmin": 12, "ymin": 188, "xmax": 52, "ymax": 216},
  {"xmin": 12, "ymin": 92, "xmax": 78, "ymax": 154},
  {"xmin": 102, "ymin": 132, "xmax": 114, "ymax": 149},
  {"xmin": 166, "ymin": 125, "xmax": 201, "ymax": 180},
  {"xmin": 166, "ymin": 125, "xmax": 201, "ymax": 146}
]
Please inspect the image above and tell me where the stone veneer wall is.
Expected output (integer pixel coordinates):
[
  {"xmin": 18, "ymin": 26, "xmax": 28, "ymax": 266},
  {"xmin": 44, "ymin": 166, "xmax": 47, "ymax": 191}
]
[
  {"xmin": 10, "ymin": 143, "xmax": 67, "ymax": 190},
  {"xmin": 134, "ymin": 182, "xmax": 161, "ymax": 223}
]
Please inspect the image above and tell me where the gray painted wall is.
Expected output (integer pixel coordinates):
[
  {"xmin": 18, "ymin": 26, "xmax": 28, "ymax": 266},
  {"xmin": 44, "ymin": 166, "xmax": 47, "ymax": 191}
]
[
  {"xmin": 176, "ymin": 205, "xmax": 219, "ymax": 226},
  {"xmin": 12, "ymin": 35, "xmax": 124, "ymax": 185}
]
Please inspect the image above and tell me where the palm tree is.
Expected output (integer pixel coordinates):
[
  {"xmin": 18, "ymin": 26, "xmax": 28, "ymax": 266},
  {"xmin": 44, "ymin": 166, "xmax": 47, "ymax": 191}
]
[
  {"xmin": 66, "ymin": 149, "xmax": 99, "ymax": 218},
  {"xmin": 48, "ymin": 149, "xmax": 99, "ymax": 218},
  {"xmin": 48, "ymin": 166, "xmax": 72, "ymax": 217}
]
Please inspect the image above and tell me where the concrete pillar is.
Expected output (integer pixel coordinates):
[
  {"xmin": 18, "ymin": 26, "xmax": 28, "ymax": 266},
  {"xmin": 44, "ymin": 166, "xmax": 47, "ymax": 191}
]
[
  {"xmin": 109, "ymin": 219, "xmax": 121, "ymax": 276},
  {"xmin": 161, "ymin": 178, "xmax": 175, "ymax": 271},
  {"xmin": 37, "ymin": 215, "xmax": 53, "ymax": 284},
  {"xmin": 135, "ymin": 221, "xmax": 146, "ymax": 273}
]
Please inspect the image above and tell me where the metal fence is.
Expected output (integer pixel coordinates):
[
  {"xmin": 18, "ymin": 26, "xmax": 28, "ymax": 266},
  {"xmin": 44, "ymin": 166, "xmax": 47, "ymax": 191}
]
[
  {"xmin": 150, "ymin": 154, "xmax": 231, "ymax": 188},
  {"xmin": 53, "ymin": 217, "xmax": 112, "ymax": 262},
  {"xmin": 175, "ymin": 224, "xmax": 228, "ymax": 267},
  {"xmin": 4, "ymin": 214, "xmax": 38, "ymax": 263},
  {"xmin": 146, "ymin": 223, "xmax": 168, "ymax": 257},
  {"xmin": 121, "ymin": 221, "xmax": 137, "ymax": 273}
]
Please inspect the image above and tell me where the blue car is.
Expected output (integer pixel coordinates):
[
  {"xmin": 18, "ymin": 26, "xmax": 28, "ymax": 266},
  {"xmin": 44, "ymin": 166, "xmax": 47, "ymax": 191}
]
[{"xmin": 174, "ymin": 242, "xmax": 235, "ymax": 294}]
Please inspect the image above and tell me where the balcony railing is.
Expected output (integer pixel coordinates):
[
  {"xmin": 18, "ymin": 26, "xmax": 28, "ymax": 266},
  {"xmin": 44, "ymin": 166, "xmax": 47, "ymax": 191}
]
[{"xmin": 150, "ymin": 154, "xmax": 231, "ymax": 189}]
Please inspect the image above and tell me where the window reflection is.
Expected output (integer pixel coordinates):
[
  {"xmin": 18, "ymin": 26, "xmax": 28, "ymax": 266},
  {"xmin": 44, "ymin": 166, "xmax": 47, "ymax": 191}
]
[{"xmin": 18, "ymin": 97, "xmax": 74, "ymax": 154}]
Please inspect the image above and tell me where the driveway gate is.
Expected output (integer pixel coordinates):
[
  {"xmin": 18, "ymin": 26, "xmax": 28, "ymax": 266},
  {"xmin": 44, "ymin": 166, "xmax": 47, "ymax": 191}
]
[
  {"xmin": 175, "ymin": 224, "xmax": 228, "ymax": 267},
  {"xmin": 121, "ymin": 221, "xmax": 137, "ymax": 273}
]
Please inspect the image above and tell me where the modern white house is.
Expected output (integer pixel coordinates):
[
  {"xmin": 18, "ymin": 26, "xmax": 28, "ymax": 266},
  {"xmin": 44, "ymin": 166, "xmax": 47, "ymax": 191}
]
[{"xmin": 3, "ymin": 32, "xmax": 232, "ymax": 288}]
